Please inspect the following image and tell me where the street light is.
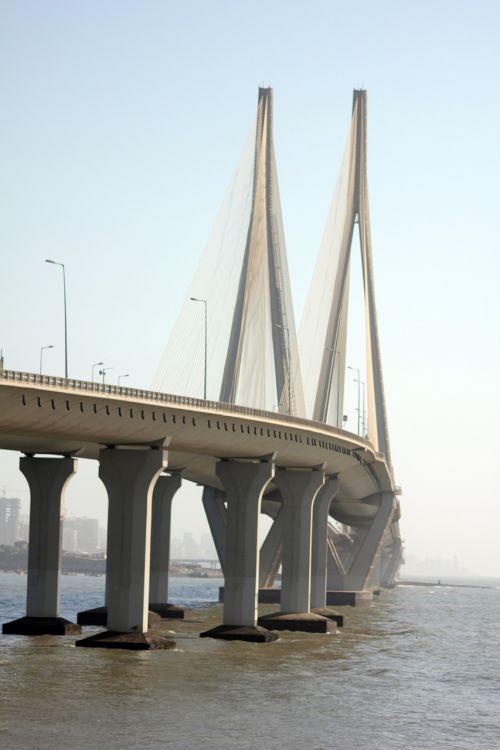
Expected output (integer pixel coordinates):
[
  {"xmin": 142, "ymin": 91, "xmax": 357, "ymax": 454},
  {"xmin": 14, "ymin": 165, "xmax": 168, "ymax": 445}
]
[
  {"xmin": 275, "ymin": 323, "xmax": 291, "ymax": 414},
  {"xmin": 348, "ymin": 365, "xmax": 361, "ymax": 436},
  {"xmin": 326, "ymin": 347, "xmax": 341, "ymax": 427},
  {"xmin": 190, "ymin": 297, "xmax": 207, "ymax": 399},
  {"xmin": 118, "ymin": 374, "xmax": 130, "ymax": 387},
  {"xmin": 45, "ymin": 259, "xmax": 68, "ymax": 378},
  {"xmin": 91, "ymin": 361, "xmax": 104, "ymax": 383},
  {"xmin": 39, "ymin": 345, "xmax": 54, "ymax": 375},
  {"xmin": 99, "ymin": 367, "xmax": 112, "ymax": 385}
]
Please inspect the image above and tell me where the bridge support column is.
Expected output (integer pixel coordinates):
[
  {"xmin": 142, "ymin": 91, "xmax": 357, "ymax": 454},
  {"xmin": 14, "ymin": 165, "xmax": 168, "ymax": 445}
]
[
  {"xmin": 259, "ymin": 468, "xmax": 335, "ymax": 634},
  {"xmin": 149, "ymin": 472, "xmax": 185, "ymax": 618},
  {"xmin": 327, "ymin": 491, "xmax": 396, "ymax": 606},
  {"xmin": 77, "ymin": 444, "xmax": 174, "ymax": 650},
  {"xmin": 201, "ymin": 459, "xmax": 277, "ymax": 642},
  {"xmin": 309, "ymin": 477, "xmax": 344, "ymax": 627},
  {"xmin": 3, "ymin": 456, "xmax": 81, "ymax": 636}
]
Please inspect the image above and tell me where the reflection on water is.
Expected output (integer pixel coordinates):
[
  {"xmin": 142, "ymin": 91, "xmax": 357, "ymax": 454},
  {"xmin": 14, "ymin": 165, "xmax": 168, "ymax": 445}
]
[{"xmin": 1, "ymin": 573, "xmax": 499, "ymax": 750}]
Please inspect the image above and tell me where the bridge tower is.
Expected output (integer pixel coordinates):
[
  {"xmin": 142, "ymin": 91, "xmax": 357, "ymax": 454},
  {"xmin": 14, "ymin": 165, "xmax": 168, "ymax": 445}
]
[
  {"xmin": 220, "ymin": 87, "xmax": 303, "ymax": 416},
  {"xmin": 302, "ymin": 90, "xmax": 391, "ymax": 463}
]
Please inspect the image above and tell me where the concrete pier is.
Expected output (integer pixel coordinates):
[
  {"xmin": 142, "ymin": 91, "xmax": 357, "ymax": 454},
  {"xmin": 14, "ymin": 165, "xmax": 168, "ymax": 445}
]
[
  {"xmin": 327, "ymin": 491, "xmax": 396, "ymax": 605},
  {"xmin": 3, "ymin": 456, "xmax": 81, "ymax": 636},
  {"xmin": 149, "ymin": 472, "xmax": 185, "ymax": 618},
  {"xmin": 76, "ymin": 444, "xmax": 174, "ymax": 650},
  {"xmin": 259, "ymin": 468, "xmax": 335, "ymax": 634},
  {"xmin": 201, "ymin": 459, "xmax": 277, "ymax": 642},
  {"xmin": 310, "ymin": 477, "xmax": 338, "ymax": 609}
]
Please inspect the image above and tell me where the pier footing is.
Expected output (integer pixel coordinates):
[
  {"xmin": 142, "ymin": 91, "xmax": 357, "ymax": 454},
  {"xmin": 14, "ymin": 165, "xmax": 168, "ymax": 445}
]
[
  {"xmin": 75, "ymin": 630, "xmax": 175, "ymax": 650},
  {"xmin": 2, "ymin": 616, "xmax": 81, "ymax": 636},
  {"xmin": 326, "ymin": 591, "xmax": 373, "ymax": 607},
  {"xmin": 258, "ymin": 612, "xmax": 336, "ymax": 633},
  {"xmin": 310, "ymin": 607, "xmax": 345, "ymax": 627},
  {"xmin": 77, "ymin": 607, "xmax": 161, "ymax": 627},
  {"xmin": 200, "ymin": 624, "xmax": 278, "ymax": 643},
  {"xmin": 148, "ymin": 602, "xmax": 186, "ymax": 619}
]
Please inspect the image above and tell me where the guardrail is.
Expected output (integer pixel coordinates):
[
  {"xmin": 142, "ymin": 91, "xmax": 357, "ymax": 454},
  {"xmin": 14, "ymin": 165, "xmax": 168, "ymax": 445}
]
[{"xmin": 0, "ymin": 368, "xmax": 373, "ymax": 448}]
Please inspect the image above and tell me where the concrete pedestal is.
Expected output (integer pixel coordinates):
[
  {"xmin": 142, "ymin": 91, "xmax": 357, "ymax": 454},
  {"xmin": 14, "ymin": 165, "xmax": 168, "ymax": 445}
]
[
  {"xmin": 2, "ymin": 616, "xmax": 81, "ymax": 636},
  {"xmin": 3, "ymin": 456, "xmax": 79, "ymax": 636},
  {"xmin": 310, "ymin": 607, "xmax": 344, "ymax": 627},
  {"xmin": 326, "ymin": 590, "xmax": 373, "ymax": 607},
  {"xmin": 77, "ymin": 606, "xmax": 162, "ymax": 627},
  {"xmin": 200, "ymin": 624, "xmax": 278, "ymax": 643},
  {"xmin": 77, "ymin": 444, "xmax": 167, "ymax": 648},
  {"xmin": 75, "ymin": 630, "xmax": 175, "ymax": 650},
  {"xmin": 310, "ymin": 478, "xmax": 338, "ymax": 608},
  {"xmin": 275, "ymin": 468, "xmax": 324, "ymax": 614},
  {"xmin": 148, "ymin": 603, "xmax": 186, "ymax": 619},
  {"xmin": 149, "ymin": 473, "xmax": 182, "ymax": 611},
  {"xmin": 258, "ymin": 611, "xmax": 336, "ymax": 634},
  {"xmin": 200, "ymin": 459, "xmax": 274, "ymax": 640}
]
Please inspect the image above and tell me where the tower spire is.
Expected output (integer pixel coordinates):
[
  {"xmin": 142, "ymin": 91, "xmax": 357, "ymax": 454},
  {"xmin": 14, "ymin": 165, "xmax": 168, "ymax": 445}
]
[
  {"xmin": 220, "ymin": 87, "xmax": 304, "ymax": 415},
  {"xmin": 301, "ymin": 90, "xmax": 391, "ymax": 462}
]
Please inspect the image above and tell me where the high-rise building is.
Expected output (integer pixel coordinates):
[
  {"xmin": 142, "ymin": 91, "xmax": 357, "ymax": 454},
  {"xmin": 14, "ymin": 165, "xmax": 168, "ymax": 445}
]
[
  {"xmin": 62, "ymin": 516, "xmax": 99, "ymax": 554},
  {"xmin": 0, "ymin": 496, "xmax": 21, "ymax": 545}
]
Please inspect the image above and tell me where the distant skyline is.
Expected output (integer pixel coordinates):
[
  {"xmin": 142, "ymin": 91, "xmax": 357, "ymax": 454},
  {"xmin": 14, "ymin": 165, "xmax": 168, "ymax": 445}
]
[{"xmin": 1, "ymin": 1, "xmax": 499, "ymax": 575}]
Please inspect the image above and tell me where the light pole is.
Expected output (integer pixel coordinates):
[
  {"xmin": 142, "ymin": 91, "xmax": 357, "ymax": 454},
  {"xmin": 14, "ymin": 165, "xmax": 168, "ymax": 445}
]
[
  {"xmin": 359, "ymin": 379, "xmax": 366, "ymax": 437},
  {"xmin": 275, "ymin": 323, "xmax": 291, "ymax": 414},
  {"xmin": 99, "ymin": 367, "xmax": 112, "ymax": 385},
  {"xmin": 326, "ymin": 346, "xmax": 341, "ymax": 426},
  {"xmin": 190, "ymin": 297, "xmax": 207, "ymax": 399},
  {"xmin": 92, "ymin": 361, "xmax": 104, "ymax": 383},
  {"xmin": 45, "ymin": 259, "xmax": 68, "ymax": 378},
  {"xmin": 39, "ymin": 345, "xmax": 54, "ymax": 375},
  {"xmin": 348, "ymin": 365, "xmax": 361, "ymax": 436},
  {"xmin": 118, "ymin": 374, "xmax": 130, "ymax": 387}
]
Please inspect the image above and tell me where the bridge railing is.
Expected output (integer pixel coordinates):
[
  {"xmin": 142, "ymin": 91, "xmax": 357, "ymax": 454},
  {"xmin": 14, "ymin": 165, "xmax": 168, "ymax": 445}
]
[{"xmin": 0, "ymin": 368, "xmax": 373, "ymax": 447}]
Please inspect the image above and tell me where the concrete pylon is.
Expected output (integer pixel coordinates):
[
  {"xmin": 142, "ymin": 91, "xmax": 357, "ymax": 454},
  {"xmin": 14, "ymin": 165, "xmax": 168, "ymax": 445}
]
[
  {"xmin": 311, "ymin": 90, "xmax": 391, "ymax": 465},
  {"xmin": 201, "ymin": 459, "xmax": 277, "ymax": 642},
  {"xmin": 310, "ymin": 476, "xmax": 339, "ymax": 608},
  {"xmin": 3, "ymin": 456, "xmax": 80, "ymax": 636},
  {"xmin": 77, "ymin": 443, "xmax": 175, "ymax": 650},
  {"xmin": 219, "ymin": 87, "xmax": 304, "ymax": 416},
  {"xmin": 327, "ymin": 491, "xmax": 396, "ymax": 606},
  {"xmin": 259, "ymin": 468, "xmax": 336, "ymax": 634},
  {"xmin": 149, "ymin": 472, "xmax": 185, "ymax": 618}
]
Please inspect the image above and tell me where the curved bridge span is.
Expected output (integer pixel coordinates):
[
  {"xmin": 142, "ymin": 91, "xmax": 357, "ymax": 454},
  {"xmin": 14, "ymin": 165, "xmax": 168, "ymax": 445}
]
[{"xmin": 0, "ymin": 369, "xmax": 393, "ymax": 524}]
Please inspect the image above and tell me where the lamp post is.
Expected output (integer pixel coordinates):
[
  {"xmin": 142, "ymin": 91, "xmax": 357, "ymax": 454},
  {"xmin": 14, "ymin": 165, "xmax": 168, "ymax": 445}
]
[
  {"xmin": 190, "ymin": 297, "xmax": 207, "ymax": 399},
  {"xmin": 99, "ymin": 367, "xmax": 112, "ymax": 385},
  {"xmin": 275, "ymin": 323, "xmax": 291, "ymax": 414},
  {"xmin": 118, "ymin": 374, "xmax": 130, "ymax": 387},
  {"xmin": 326, "ymin": 347, "xmax": 341, "ymax": 427},
  {"xmin": 347, "ymin": 365, "xmax": 361, "ymax": 436},
  {"xmin": 39, "ymin": 345, "xmax": 54, "ymax": 375},
  {"xmin": 45, "ymin": 259, "xmax": 68, "ymax": 378},
  {"xmin": 92, "ymin": 361, "xmax": 104, "ymax": 383}
]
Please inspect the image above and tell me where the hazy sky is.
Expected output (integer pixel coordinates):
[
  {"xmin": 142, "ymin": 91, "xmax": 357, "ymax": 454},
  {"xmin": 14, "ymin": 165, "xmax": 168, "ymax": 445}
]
[{"xmin": 1, "ymin": 1, "xmax": 499, "ymax": 575}]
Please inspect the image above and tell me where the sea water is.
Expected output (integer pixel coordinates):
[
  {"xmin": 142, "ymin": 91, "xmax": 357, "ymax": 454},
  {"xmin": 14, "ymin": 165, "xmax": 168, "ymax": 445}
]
[{"xmin": 0, "ymin": 572, "xmax": 499, "ymax": 750}]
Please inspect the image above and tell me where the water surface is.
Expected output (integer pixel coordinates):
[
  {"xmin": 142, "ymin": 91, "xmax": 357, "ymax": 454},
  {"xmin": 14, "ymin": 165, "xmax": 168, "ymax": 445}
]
[{"xmin": 1, "ymin": 573, "xmax": 498, "ymax": 749}]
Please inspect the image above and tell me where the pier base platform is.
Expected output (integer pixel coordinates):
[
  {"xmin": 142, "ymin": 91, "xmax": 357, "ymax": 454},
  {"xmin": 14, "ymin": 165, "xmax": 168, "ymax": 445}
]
[
  {"xmin": 148, "ymin": 603, "xmax": 186, "ymax": 619},
  {"xmin": 75, "ymin": 630, "xmax": 175, "ymax": 650},
  {"xmin": 326, "ymin": 590, "xmax": 373, "ymax": 607},
  {"xmin": 200, "ymin": 624, "xmax": 278, "ymax": 643},
  {"xmin": 310, "ymin": 607, "xmax": 345, "ymax": 627},
  {"xmin": 2, "ymin": 616, "xmax": 81, "ymax": 636},
  {"xmin": 258, "ymin": 612, "xmax": 336, "ymax": 633},
  {"xmin": 77, "ymin": 607, "xmax": 161, "ymax": 627}
]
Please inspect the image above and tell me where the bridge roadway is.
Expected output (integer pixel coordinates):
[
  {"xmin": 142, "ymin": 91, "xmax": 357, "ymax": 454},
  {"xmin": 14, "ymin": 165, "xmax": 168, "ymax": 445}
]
[
  {"xmin": 0, "ymin": 370, "xmax": 398, "ymax": 646},
  {"xmin": 0, "ymin": 370, "xmax": 392, "ymax": 521}
]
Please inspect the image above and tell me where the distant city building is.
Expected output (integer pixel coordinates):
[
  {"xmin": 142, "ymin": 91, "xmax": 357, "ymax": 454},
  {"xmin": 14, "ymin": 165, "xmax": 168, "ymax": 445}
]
[
  {"xmin": 0, "ymin": 495, "xmax": 21, "ymax": 545},
  {"xmin": 62, "ymin": 516, "xmax": 99, "ymax": 554}
]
